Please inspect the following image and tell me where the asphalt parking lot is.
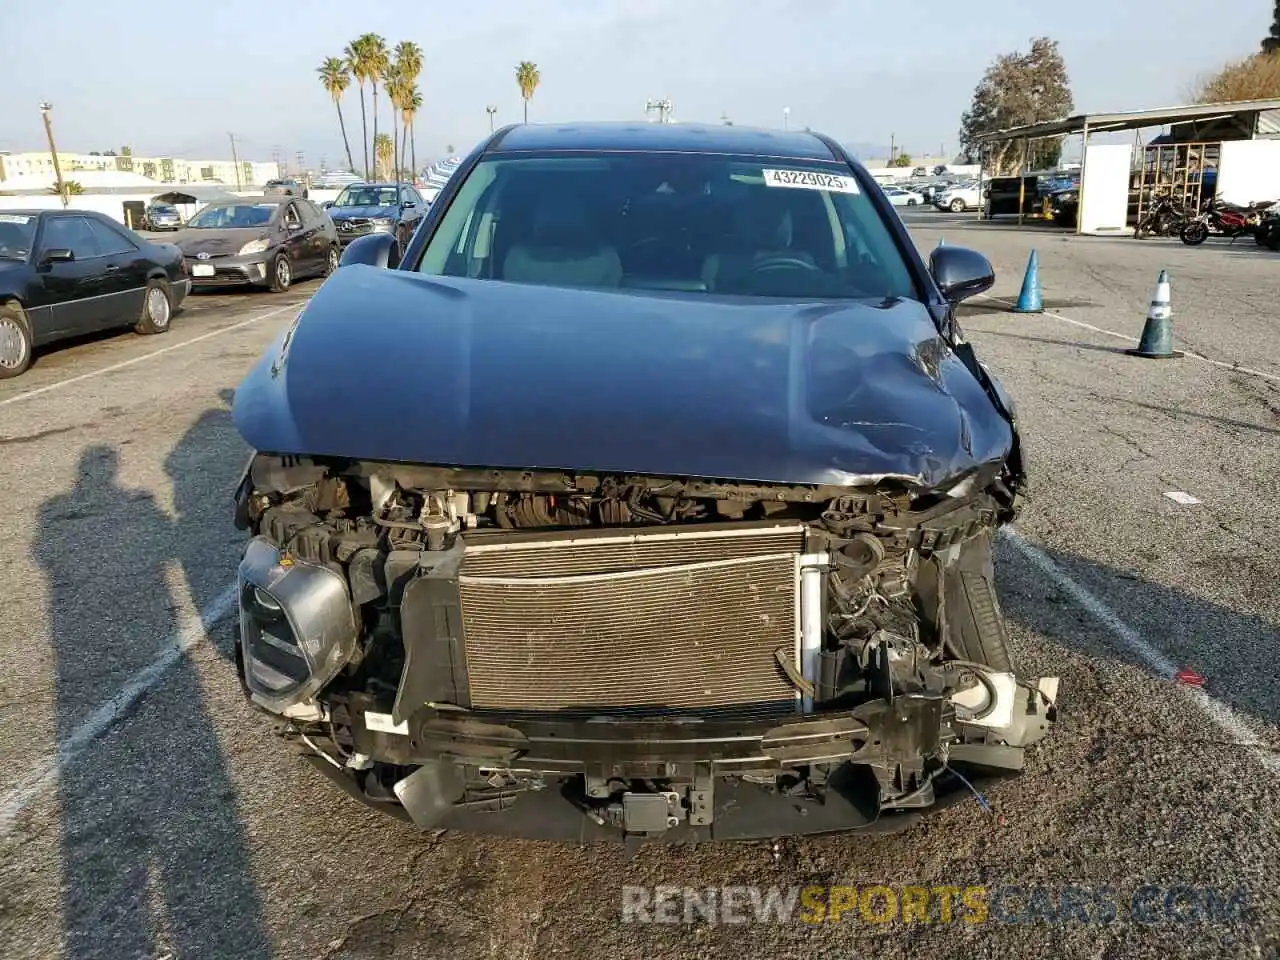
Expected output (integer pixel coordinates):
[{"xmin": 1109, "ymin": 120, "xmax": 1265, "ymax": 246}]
[{"xmin": 1, "ymin": 220, "xmax": 1278, "ymax": 959}]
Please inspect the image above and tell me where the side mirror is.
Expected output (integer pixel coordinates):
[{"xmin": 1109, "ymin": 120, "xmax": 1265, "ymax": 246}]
[
  {"xmin": 401, "ymin": 200, "xmax": 417, "ymax": 210},
  {"xmin": 339, "ymin": 231, "xmax": 402, "ymax": 270},
  {"xmin": 41, "ymin": 248, "xmax": 75, "ymax": 264},
  {"xmin": 321, "ymin": 201, "xmax": 334, "ymax": 210},
  {"xmin": 929, "ymin": 245, "xmax": 994, "ymax": 303}
]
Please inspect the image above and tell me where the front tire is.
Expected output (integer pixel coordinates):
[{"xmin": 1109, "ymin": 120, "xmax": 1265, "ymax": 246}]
[
  {"xmin": 323, "ymin": 245, "xmax": 339, "ymax": 277},
  {"xmin": 135, "ymin": 279, "xmax": 173, "ymax": 335},
  {"xmin": 949, "ymin": 198, "xmax": 966, "ymax": 213},
  {"xmin": 269, "ymin": 253, "xmax": 293, "ymax": 293},
  {"xmin": 1180, "ymin": 221, "xmax": 1209, "ymax": 246},
  {"xmin": 0, "ymin": 301, "xmax": 34, "ymax": 379}
]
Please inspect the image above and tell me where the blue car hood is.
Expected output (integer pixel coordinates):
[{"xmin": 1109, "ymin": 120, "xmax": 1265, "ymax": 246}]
[{"xmin": 232, "ymin": 267, "xmax": 1014, "ymax": 488}]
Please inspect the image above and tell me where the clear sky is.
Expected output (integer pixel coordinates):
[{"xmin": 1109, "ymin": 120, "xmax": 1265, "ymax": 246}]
[{"xmin": 1, "ymin": 0, "xmax": 1271, "ymax": 169}]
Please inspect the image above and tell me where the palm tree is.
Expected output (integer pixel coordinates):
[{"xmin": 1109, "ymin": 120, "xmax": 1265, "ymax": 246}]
[
  {"xmin": 385, "ymin": 64, "xmax": 404, "ymax": 181},
  {"xmin": 393, "ymin": 41, "xmax": 424, "ymax": 179},
  {"xmin": 374, "ymin": 133, "xmax": 393, "ymax": 179},
  {"xmin": 317, "ymin": 57, "xmax": 356, "ymax": 174},
  {"xmin": 344, "ymin": 37, "xmax": 373, "ymax": 178},
  {"xmin": 516, "ymin": 61, "xmax": 540, "ymax": 123},
  {"xmin": 404, "ymin": 85, "xmax": 423, "ymax": 181},
  {"xmin": 364, "ymin": 35, "xmax": 390, "ymax": 177}
]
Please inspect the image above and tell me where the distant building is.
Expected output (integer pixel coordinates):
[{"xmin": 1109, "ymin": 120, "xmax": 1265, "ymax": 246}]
[{"xmin": 0, "ymin": 149, "xmax": 279, "ymax": 191}]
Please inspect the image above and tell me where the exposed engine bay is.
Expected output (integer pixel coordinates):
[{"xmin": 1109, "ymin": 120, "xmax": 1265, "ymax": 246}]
[{"xmin": 232, "ymin": 454, "xmax": 1058, "ymax": 841}]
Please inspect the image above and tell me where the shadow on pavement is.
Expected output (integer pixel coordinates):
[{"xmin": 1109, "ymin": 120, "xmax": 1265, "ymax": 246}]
[
  {"xmin": 33, "ymin": 445, "xmax": 268, "ymax": 959},
  {"xmin": 165, "ymin": 388, "xmax": 244, "ymax": 663},
  {"xmin": 974, "ymin": 329, "xmax": 1134, "ymax": 356},
  {"xmin": 996, "ymin": 536, "xmax": 1280, "ymax": 729}
]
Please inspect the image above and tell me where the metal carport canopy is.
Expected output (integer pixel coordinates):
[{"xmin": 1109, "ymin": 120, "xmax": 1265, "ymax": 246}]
[{"xmin": 974, "ymin": 98, "xmax": 1280, "ymax": 142}]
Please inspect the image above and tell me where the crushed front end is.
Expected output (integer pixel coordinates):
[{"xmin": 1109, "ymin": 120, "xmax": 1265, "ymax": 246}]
[{"xmin": 231, "ymin": 457, "xmax": 1057, "ymax": 841}]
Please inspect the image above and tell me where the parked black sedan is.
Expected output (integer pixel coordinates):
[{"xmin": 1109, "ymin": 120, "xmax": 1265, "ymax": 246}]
[
  {"xmin": 172, "ymin": 196, "xmax": 338, "ymax": 292},
  {"xmin": 0, "ymin": 209, "xmax": 188, "ymax": 379}
]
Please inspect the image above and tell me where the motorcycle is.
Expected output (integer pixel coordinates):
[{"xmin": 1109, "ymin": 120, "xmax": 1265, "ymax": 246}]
[
  {"xmin": 1180, "ymin": 197, "xmax": 1277, "ymax": 246},
  {"xmin": 1255, "ymin": 207, "xmax": 1280, "ymax": 250},
  {"xmin": 1134, "ymin": 194, "xmax": 1188, "ymax": 239}
]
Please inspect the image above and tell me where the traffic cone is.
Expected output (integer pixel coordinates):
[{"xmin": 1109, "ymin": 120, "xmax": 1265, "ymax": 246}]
[
  {"xmin": 1013, "ymin": 250, "xmax": 1043, "ymax": 313},
  {"xmin": 1126, "ymin": 269, "xmax": 1184, "ymax": 359}
]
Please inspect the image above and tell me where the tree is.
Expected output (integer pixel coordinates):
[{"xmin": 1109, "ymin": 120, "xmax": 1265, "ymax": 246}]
[
  {"xmin": 404, "ymin": 86, "xmax": 422, "ymax": 179},
  {"xmin": 394, "ymin": 41, "xmax": 424, "ymax": 178},
  {"xmin": 345, "ymin": 37, "xmax": 374, "ymax": 178},
  {"xmin": 318, "ymin": 57, "xmax": 356, "ymax": 173},
  {"xmin": 1192, "ymin": 52, "xmax": 1280, "ymax": 102},
  {"xmin": 364, "ymin": 35, "xmax": 390, "ymax": 179},
  {"xmin": 1264, "ymin": 0, "xmax": 1280, "ymax": 54},
  {"xmin": 890, "ymin": 152, "xmax": 913, "ymax": 167},
  {"xmin": 48, "ymin": 180, "xmax": 83, "ymax": 195},
  {"xmin": 385, "ymin": 63, "xmax": 404, "ymax": 181},
  {"xmin": 374, "ymin": 133, "xmax": 393, "ymax": 179},
  {"xmin": 516, "ymin": 61, "xmax": 541, "ymax": 123},
  {"xmin": 959, "ymin": 37, "xmax": 1074, "ymax": 175}
]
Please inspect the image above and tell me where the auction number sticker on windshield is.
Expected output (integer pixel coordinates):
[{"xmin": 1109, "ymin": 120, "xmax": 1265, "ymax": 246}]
[
  {"xmin": 762, "ymin": 169, "xmax": 860, "ymax": 194},
  {"xmin": 0, "ymin": 214, "xmax": 32, "ymax": 224}
]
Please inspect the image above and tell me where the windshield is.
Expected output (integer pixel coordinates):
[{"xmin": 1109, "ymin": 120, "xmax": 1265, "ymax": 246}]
[
  {"xmin": 186, "ymin": 203, "xmax": 279, "ymax": 229},
  {"xmin": 333, "ymin": 186, "xmax": 400, "ymax": 208},
  {"xmin": 415, "ymin": 153, "xmax": 917, "ymax": 300},
  {"xmin": 0, "ymin": 214, "xmax": 37, "ymax": 260},
  {"xmin": 151, "ymin": 204, "xmax": 178, "ymax": 214}
]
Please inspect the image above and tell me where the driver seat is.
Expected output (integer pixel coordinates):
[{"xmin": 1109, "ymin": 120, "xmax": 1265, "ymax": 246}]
[{"xmin": 701, "ymin": 195, "xmax": 815, "ymax": 293}]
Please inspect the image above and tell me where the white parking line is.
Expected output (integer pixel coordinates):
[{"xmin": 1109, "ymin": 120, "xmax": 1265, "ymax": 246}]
[
  {"xmin": 1002, "ymin": 528, "xmax": 1280, "ymax": 777},
  {"xmin": 0, "ymin": 582, "xmax": 238, "ymax": 837},
  {"xmin": 978, "ymin": 294, "xmax": 1280, "ymax": 384},
  {"xmin": 0, "ymin": 301, "xmax": 302, "ymax": 410}
]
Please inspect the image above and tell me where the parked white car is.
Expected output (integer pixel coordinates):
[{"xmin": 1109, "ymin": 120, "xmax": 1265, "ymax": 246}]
[
  {"xmin": 935, "ymin": 181, "xmax": 986, "ymax": 213},
  {"xmin": 881, "ymin": 186, "xmax": 924, "ymax": 207}
]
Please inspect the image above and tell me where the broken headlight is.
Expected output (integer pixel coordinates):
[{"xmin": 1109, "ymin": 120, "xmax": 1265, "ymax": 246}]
[{"xmin": 237, "ymin": 536, "xmax": 358, "ymax": 714}]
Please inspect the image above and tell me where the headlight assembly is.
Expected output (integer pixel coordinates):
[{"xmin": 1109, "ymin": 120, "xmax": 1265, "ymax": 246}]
[
  {"xmin": 239, "ymin": 238, "xmax": 271, "ymax": 256},
  {"xmin": 370, "ymin": 217, "xmax": 395, "ymax": 231},
  {"xmin": 237, "ymin": 536, "xmax": 358, "ymax": 714}
]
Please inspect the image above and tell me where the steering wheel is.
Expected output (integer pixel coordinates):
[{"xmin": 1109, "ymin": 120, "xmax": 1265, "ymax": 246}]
[{"xmin": 750, "ymin": 254, "xmax": 822, "ymax": 274}]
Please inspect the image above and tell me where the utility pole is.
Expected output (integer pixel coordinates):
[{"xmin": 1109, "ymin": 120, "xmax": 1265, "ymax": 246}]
[
  {"xmin": 889, "ymin": 132, "xmax": 896, "ymax": 166},
  {"xmin": 486, "ymin": 105, "xmax": 497, "ymax": 133},
  {"xmin": 40, "ymin": 102, "xmax": 68, "ymax": 209},
  {"xmin": 645, "ymin": 98, "xmax": 673, "ymax": 123},
  {"xmin": 229, "ymin": 132, "xmax": 242, "ymax": 189}
]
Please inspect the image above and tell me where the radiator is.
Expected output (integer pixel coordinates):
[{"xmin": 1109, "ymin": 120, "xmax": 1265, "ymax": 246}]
[{"xmin": 457, "ymin": 523, "xmax": 806, "ymax": 719}]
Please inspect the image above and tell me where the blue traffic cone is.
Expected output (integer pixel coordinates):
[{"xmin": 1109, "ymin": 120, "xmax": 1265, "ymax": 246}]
[
  {"xmin": 1126, "ymin": 269, "xmax": 1183, "ymax": 359},
  {"xmin": 1013, "ymin": 250, "xmax": 1043, "ymax": 313}
]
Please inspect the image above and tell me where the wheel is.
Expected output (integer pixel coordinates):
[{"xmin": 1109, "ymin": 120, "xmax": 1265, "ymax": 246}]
[
  {"xmin": 135, "ymin": 278, "xmax": 173, "ymax": 335},
  {"xmin": 269, "ymin": 253, "xmax": 293, "ymax": 293},
  {"xmin": 1180, "ymin": 221, "xmax": 1209, "ymax": 246},
  {"xmin": 0, "ymin": 301, "xmax": 34, "ymax": 379},
  {"xmin": 323, "ymin": 245, "xmax": 339, "ymax": 277},
  {"xmin": 949, "ymin": 198, "xmax": 966, "ymax": 213},
  {"xmin": 944, "ymin": 531, "xmax": 1015, "ymax": 672},
  {"xmin": 907, "ymin": 198, "xmax": 917, "ymax": 206}
]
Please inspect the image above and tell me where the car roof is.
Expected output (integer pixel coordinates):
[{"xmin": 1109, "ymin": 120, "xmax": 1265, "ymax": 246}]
[
  {"xmin": 339, "ymin": 182, "xmax": 407, "ymax": 189},
  {"xmin": 0, "ymin": 210, "xmax": 46, "ymax": 218},
  {"xmin": 207, "ymin": 196, "xmax": 288, "ymax": 205},
  {"xmin": 488, "ymin": 121, "xmax": 840, "ymax": 161}
]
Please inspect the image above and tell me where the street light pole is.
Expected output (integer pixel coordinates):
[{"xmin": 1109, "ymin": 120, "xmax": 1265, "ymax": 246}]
[
  {"xmin": 486, "ymin": 105, "xmax": 497, "ymax": 133},
  {"xmin": 40, "ymin": 102, "xmax": 68, "ymax": 209}
]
